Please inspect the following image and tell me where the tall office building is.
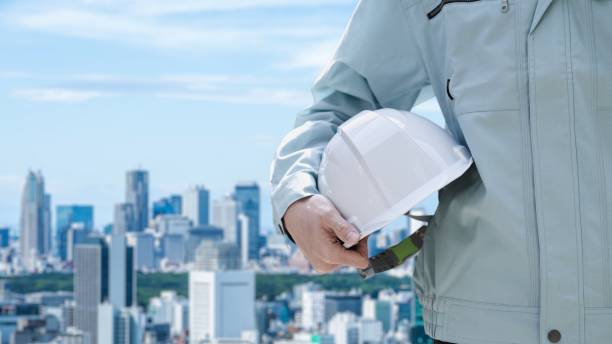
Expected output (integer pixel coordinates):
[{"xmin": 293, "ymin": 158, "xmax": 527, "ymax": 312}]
[
  {"xmin": 152, "ymin": 195, "xmax": 182, "ymax": 219},
  {"xmin": 155, "ymin": 214, "xmax": 192, "ymax": 236},
  {"xmin": 114, "ymin": 203, "xmax": 136, "ymax": 234},
  {"xmin": 66, "ymin": 223, "xmax": 89, "ymax": 261},
  {"xmin": 20, "ymin": 170, "xmax": 51, "ymax": 269},
  {"xmin": 194, "ymin": 241, "xmax": 240, "ymax": 271},
  {"xmin": 125, "ymin": 170, "xmax": 149, "ymax": 231},
  {"xmin": 238, "ymin": 214, "xmax": 249, "ymax": 267},
  {"xmin": 189, "ymin": 270, "xmax": 256, "ymax": 341},
  {"xmin": 328, "ymin": 313, "xmax": 359, "ymax": 344},
  {"xmin": 74, "ymin": 238, "xmax": 109, "ymax": 344},
  {"xmin": 362, "ymin": 297, "xmax": 393, "ymax": 333},
  {"xmin": 185, "ymin": 226, "xmax": 224, "ymax": 263},
  {"xmin": 0, "ymin": 227, "xmax": 10, "ymax": 248},
  {"xmin": 97, "ymin": 303, "xmax": 144, "ymax": 344},
  {"xmin": 212, "ymin": 195, "xmax": 237, "ymax": 245},
  {"xmin": 128, "ymin": 232, "xmax": 155, "ymax": 270},
  {"xmin": 110, "ymin": 234, "xmax": 136, "ymax": 309},
  {"xmin": 302, "ymin": 290, "xmax": 326, "ymax": 331},
  {"xmin": 233, "ymin": 182, "xmax": 260, "ymax": 261},
  {"xmin": 162, "ymin": 234, "xmax": 186, "ymax": 264},
  {"xmin": 182, "ymin": 186, "xmax": 209, "ymax": 226},
  {"xmin": 324, "ymin": 293, "xmax": 362, "ymax": 322},
  {"xmin": 56, "ymin": 205, "xmax": 94, "ymax": 260}
]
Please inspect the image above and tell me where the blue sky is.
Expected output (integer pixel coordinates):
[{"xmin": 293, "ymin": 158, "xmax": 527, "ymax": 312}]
[{"xmin": 0, "ymin": 0, "xmax": 442, "ymax": 232}]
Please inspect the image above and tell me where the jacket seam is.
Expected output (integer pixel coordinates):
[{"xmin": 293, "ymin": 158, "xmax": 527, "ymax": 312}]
[
  {"xmin": 514, "ymin": 0, "xmax": 539, "ymax": 307},
  {"xmin": 588, "ymin": 0, "xmax": 612, "ymax": 307},
  {"xmin": 420, "ymin": 294, "xmax": 539, "ymax": 312},
  {"xmin": 563, "ymin": 1, "xmax": 586, "ymax": 341},
  {"xmin": 528, "ymin": 32, "xmax": 549, "ymax": 344}
]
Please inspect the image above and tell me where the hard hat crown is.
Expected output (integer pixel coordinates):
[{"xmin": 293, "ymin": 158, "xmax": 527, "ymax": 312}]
[{"xmin": 318, "ymin": 109, "xmax": 472, "ymax": 241}]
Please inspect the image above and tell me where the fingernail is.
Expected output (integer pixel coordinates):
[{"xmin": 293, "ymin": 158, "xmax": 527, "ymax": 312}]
[{"xmin": 347, "ymin": 231, "xmax": 360, "ymax": 244}]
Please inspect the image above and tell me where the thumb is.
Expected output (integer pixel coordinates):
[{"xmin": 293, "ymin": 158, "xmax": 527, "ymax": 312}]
[{"xmin": 326, "ymin": 211, "xmax": 361, "ymax": 247}]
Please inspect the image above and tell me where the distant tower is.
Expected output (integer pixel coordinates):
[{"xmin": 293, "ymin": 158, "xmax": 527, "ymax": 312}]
[
  {"xmin": 114, "ymin": 203, "xmax": 136, "ymax": 234},
  {"xmin": 56, "ymin": 205, "xmax": 94, "ymax": 261},
  {"xmin": 109, "ymin": 234, "xmax": 136, "ymax": 309},
  {"xmin": 74, "ymin": 238, "xmax": 109, "ymax": 344},
  {"xmin": 182, "ymin": 186, "xmax": 209, "ymax": 226},
  {"xmin": 233, "ymin": 182, "xmax": 260, "ymax": 261},
  {"xmin": 194, "ymin": 241, "xmax": 240, "ymax": 271},
  {"xmin": 212, "ymin": 196, "xmax": 238, "ymax": 245},
  {"xmin": 20, "ymin": 170, "xmax": 51, "ymax": 269},
  {"xmin": 125, "ymin": 170, "xmax": 149, "ymax": 231},
  {"xmin": 152, "ymin": 195, "xmax": 182, "ymax": 219}
]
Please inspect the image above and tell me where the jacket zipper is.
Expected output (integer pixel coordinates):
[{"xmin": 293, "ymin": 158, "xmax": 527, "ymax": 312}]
[{"xmin": 427, "ymin": 0, "xmax": 480, "ymax": 20}]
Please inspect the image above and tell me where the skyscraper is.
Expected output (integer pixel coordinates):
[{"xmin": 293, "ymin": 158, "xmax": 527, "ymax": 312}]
[
  {"xmin": 125, "ymin": 170, "xmax": 149, "ymax": 231},
  {"xmin": 20, "ymin": 170, "xmax": 51, "ymax": 269},
  {"xmin": 152, "ymin": 195, "xmax": 182, "ymax": 219},
  {"xmin": 74, "ymin": 238, "xmax": 109, "ymax": 344},
  {"xmin": 189, "ymin": 270, "xmax": 256, "ymax": 341},
  {"xmin": 0, "ymin": 227, "xmax": 10, "ymax": 248},
  {"xmin": 128, "ymin": 232, "xmax": 155, "ymax": 271},
  {"xmin": 114, "ymin": 203, "xmax": 136, "ymax": 234},
  {"xmin": 212, "ymin": 195, "xmax": 237, "ymax": 245},
  {"xmin": 97, "ymin": 303, "xmax": 144, "ymax": 344},
  {"xmin": 185, "ymin": 226, "xmax": 224, "ymax": 263},
  {"xmin": 110, "ymin": 234, "xmax": 136, "ymax": 309},
  {"xmin": 233, "ymin": 182, "xmax": 260, "ymax": 261},
  {"xmin": 56, "ymin": 205, "xmax": 94, "ymax": 261},
  {"xmin": 182, "ymin": 186, "xmax": 209, "ymax": 226},
  {"xmin": 194, "ymin": 241, "xmax": 240, "ymax": 271}
]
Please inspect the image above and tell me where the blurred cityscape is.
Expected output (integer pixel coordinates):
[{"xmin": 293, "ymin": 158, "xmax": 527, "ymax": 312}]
[{"xmin": 0, "ymin": 169, "xmax": 432, "ymax": 344}]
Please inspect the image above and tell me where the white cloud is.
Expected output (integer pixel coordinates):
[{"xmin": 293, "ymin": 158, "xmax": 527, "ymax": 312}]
[
  {"xmin": 6, "ymin": 3, "xmax": 345, "ymax": 53},
  {"xmin": 278, "ymin": 40, "xmax": 338, "ymax": 70},
  {"xmin": 9, "ymin": 72, "xmax": 312, "ymax": 106},
  {"xmin": 12, "ymin": 88, "xmax": 109, "ymax": 103},
  {"xmin": 159, "ymin": 88, "xmax": 311, "ymax": 107},
  {"xmin": 0, "ymin": 70, "xmax": 30, "ymax": 79}
]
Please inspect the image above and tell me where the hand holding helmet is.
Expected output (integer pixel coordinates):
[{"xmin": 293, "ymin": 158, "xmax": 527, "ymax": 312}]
[{"xmin": 283, "ymin": 194, "xmax": 369, "ymax": 273}]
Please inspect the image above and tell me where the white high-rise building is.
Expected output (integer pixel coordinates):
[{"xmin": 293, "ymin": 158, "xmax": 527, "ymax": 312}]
[
  {"xmin": 358, "ymin": 319, "xmax": 383, "ymax": 344},
  {"xmin": 127, "ymin": 232, "xmax": 155, "ymax": 270},
  {"xmin": 148, "ymin": 291, "xmax": 189, "ymax": 336},
  {"xmin": 301, "ymin": 290, "xmax": 326, "ymax": 331},
  {"xmin": 238, "ymin": 214, "xmax": 249, "ymax": 267},
  {"xmin": 155, "ymin": 214, "xmax": 192, "ymax": 236},
  {"xmin": 19, "ymin": 170, "xmax": 51, "ymax": 269},
  {"xmin": 182, "ymin": 186, "xmax": 210, "ymax": 226},
  {"xmin": 212, "ymin": 196, "xmax": 238, "ymax": 244},
  {"xmin": 329, "ymin": 313, "xmax": 359, "ymax": 344},
  {"xmin": 97, "ymin": 303, "xmax": 144, "ymax": 344},
  {"xmin": 189, "ymin": 270, "xmax": 256, "ymax": 342}
]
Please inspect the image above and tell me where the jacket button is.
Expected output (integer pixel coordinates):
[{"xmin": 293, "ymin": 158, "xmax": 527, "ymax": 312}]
[{"xmin": 547, "ymin": 330, "xmax": 561, "ymax": 343}]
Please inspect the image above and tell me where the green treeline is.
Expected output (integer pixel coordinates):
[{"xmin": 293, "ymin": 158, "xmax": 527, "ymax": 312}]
[{"xmin": 2, "ymin": 272, "xmax": 411, "ymax": 306}]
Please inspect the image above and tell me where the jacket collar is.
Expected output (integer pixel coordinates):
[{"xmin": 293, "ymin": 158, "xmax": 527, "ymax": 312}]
[{"xmin": 529, "ymin": 0, "xmax": 555, "ymax": 34}]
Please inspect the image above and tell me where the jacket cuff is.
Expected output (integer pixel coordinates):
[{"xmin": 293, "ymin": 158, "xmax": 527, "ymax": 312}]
[{"xmin": 271, "ymin": 171, "xmax": 319, "ymax": 242}]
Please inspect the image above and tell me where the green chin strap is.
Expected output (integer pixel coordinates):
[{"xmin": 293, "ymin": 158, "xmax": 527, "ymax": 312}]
[{"xmin": 359, "ymin": 224, "xmax": 428, "ymax": 279}]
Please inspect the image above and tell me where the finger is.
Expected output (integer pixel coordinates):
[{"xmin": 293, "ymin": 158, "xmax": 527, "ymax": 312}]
[
  {"xmin": 321, "ymin": 242, "xmax": 369, "ymax": 269},
  {"xmin": 324, "ymin": 210, "xmax": 361, "ymax": 246},
  {"xmin": 306, "ymin": 252, "xmax": 339, "ymax": 274},
  {"xmin": 354, "ymin": 236, "xmax": 369, "ymax": 258}
]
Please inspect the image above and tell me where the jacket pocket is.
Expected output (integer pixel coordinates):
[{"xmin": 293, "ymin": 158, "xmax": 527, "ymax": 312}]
[
  {"xmin": 440, "ymin": 0, "xmax": 520, "ymax": 115},
  {"xmin": 427, "ymin": 0, "xmax": 481, "ymax": 20}
]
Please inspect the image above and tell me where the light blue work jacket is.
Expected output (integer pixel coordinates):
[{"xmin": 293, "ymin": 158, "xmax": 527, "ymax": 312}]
[{"xmin": 270, "ymin": 0, "xmax": 612, "ymax": 342}]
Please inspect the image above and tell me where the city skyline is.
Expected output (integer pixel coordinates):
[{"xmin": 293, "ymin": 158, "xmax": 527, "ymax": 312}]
[{"xmin": 0, "ymin": 0, "xmax": 444, "ymax": 232}]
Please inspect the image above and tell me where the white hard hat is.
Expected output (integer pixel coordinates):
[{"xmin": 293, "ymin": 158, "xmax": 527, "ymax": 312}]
[{"xmin": 318, "ymin": 108, "xmax": 472, "ymax": 243}]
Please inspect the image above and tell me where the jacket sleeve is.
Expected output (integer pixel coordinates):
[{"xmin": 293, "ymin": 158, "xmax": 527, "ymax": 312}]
[{"xmin": 269, "ymin": 0, "xmax": 430, "ymax": 235}]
